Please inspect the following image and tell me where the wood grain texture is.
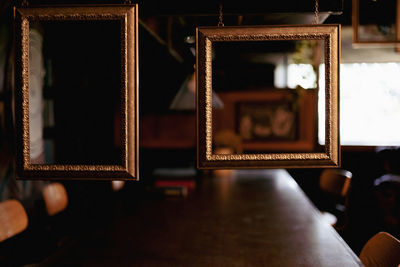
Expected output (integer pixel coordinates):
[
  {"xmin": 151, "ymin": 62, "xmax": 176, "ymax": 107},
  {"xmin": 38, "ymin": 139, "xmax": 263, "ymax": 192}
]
[{"xmin": 55, "ymin": 170, "xmax": 361, "ymax": 266}]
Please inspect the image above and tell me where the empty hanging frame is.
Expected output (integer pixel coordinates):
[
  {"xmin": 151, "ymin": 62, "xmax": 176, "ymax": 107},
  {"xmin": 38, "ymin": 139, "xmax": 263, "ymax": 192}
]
[
  {"xmin": 196, "ymin": 24, "xmax": 340, "ymax": 169},
  {"xmin": 14, "ymin": 5, "xmax": 138, "ymax": 179}
]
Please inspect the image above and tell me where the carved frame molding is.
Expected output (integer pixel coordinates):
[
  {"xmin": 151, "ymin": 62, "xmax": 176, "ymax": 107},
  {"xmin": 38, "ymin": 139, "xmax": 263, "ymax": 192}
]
[
  {"xmin": 14, "ymin": 5, "xmax": 138, "ymax": 179},
  {"xmin": 196, "ymin": 24, "xmax": 340, "ymax": 169}
]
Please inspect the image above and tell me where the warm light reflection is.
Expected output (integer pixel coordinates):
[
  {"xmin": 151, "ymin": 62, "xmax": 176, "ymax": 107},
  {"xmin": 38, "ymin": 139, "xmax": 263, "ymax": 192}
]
[
  {"xmin": 213, "ymin": 148, "xmax": 235, "ymax": 178},
  {"xmin": 111, "ymin": 180, "xmax": 125, "ymax": 192}
]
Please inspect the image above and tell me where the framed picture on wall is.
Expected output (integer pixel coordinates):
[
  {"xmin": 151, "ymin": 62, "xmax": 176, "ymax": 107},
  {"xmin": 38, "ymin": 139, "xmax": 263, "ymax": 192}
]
[
  {"xmin": 236, "ymin": 101, "xmax": 298, "ymax": 142},
  {"xmin": 213, "ymin": 89, "xmax": 316, "ymax": 153},
  {"xmin": 352, "ymin": 0, "xmax": 400, "ymax": 46}
]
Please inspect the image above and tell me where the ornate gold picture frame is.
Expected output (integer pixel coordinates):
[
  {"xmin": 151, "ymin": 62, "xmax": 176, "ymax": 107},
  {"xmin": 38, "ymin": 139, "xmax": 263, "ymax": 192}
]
[
  {"xmin": 196, "ymin": 24, "xmax": 340, "ymax": 169},
  {"xmin": 14, "ymin": 5, "xmax": 138, "ymax": 179}
]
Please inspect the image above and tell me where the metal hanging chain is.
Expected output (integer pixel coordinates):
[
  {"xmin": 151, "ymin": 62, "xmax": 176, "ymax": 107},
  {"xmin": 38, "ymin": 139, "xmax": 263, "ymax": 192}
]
[
  {"xmin": 313, "ymin": 0, "xmax": 319, "ymax": 24},
  {"xmin": 218, "ymin": 3, "xmax": 224, "ymax": 27}
]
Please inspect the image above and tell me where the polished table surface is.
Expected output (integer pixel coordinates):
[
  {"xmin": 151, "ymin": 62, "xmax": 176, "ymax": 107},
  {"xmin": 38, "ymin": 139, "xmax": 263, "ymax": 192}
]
[{"xmin": 57, "ymin": 169, "xmax": 362, "ymax": 266}]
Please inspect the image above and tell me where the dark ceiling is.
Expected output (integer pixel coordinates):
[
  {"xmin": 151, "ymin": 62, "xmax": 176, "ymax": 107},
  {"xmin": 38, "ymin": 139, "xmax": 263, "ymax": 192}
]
[
  {"xmin": 135, "ymin": 0, "xmax": 345, "ymax": 113},
  {"xmin": 136, "ymin": 0, "xmax": 343, "ymax": 16},
  {"xmin": 3, "ymin": 0, "xmax": 348, "ymax": 113},
  {"xmin": 18, "ymin": 0, "xmax": 344, "ymax": 15}
]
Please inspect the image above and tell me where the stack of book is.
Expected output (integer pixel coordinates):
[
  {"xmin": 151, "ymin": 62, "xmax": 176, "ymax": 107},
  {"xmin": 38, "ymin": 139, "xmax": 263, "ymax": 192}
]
[{"xmin": 152, "ymin": 167, "xmax": 197, "ymax": 197}]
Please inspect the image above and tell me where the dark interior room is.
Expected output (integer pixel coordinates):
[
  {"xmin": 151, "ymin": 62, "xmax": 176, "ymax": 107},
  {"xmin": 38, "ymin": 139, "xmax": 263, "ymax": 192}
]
[{"xmin": 1, "ymin": 0, "xmax": 400, "ymax": 266}]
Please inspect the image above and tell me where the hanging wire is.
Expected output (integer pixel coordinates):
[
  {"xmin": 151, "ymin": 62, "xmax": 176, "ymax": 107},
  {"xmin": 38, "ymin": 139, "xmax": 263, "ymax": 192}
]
[
  {"xmin": 313, "ymin": 0, "xmax": 319, "ymax": 24},
  {"xmin": 218, "ymin": 3, "xmax": 224, "ymax": 27}
]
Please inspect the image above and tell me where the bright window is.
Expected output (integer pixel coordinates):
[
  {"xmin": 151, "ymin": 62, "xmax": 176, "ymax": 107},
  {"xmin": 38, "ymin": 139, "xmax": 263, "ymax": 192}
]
[
  {"xmin": 287, "ymin": 64, "xmax": 317, "ymax": 89},
  {"xmin": 318, "ymin": 63, "xmax": 400, "ymax": 146}
]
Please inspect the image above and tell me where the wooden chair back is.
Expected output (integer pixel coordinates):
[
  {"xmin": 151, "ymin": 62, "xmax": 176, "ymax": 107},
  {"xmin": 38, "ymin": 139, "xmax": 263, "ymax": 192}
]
[
  {"xmin": 0, "ymin": 200, "xmax": 28, "ymax": 242},
  {"xmin": 360, "ymin": 232, "xmax": 400, "ymax": 267},
  {"xmin": 319, "ymin": 169, "xmax": 352, "ymax": 197},
  {"xmin": 42, "ymin": 183, "xmax": 68, "ymax": 216},
  {"xmin": 111, "ymin": 180, "xmax": 125, "ymax": 192}
]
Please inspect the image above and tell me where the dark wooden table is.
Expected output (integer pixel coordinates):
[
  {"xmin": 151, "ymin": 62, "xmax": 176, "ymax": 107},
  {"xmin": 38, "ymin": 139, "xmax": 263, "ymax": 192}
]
[{"xmin": 55, "ymin": 169, "xmax": 362, "ymax": 266}]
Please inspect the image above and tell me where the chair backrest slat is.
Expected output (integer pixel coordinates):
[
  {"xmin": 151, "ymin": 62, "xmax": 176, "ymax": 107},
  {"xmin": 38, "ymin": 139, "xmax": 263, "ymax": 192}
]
[
  {"xmin": 0, "ymin": 200, "xmax": 28, "ymax": 242},
  {"xmin": 360, "ymin": 232, "xmax": 400, "ymax": 267},
  {"xmin": 42, "ymin": 183, "xmax": 68, "ymax": 216}
]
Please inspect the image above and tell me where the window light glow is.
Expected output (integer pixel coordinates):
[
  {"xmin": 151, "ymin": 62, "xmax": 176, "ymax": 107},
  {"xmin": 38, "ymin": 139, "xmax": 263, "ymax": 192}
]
[
  {"xmin": 317, "ymin": 63, "xmax": 400, "ymax": 146},
  {"xmin": 287, "ymin": 64, "xmax": 317, "ymax": 89}
]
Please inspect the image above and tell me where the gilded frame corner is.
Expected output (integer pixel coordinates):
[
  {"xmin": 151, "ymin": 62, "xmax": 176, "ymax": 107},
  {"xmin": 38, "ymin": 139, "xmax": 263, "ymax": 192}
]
[
  {"xmin": 196, "ymin": 24, "xmax": 340, "ymax": 169},
  {"xmin": 14, "ymin": 5, "xmax": 139, "ymax": 180}
]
